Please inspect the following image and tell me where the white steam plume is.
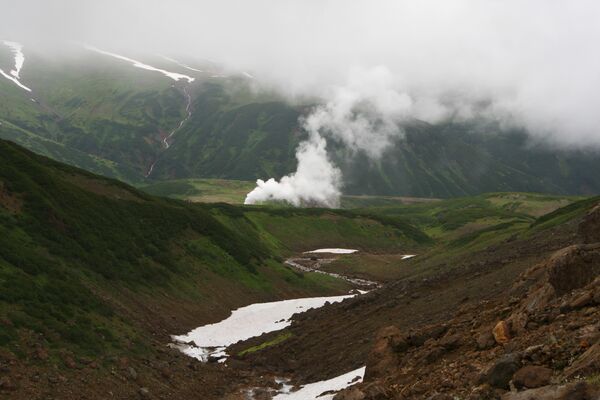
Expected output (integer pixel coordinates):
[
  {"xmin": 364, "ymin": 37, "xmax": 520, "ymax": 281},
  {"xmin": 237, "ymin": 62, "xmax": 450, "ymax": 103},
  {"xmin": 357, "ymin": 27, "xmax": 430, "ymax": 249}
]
[
  {"xmin": 245, "ymin": 67, "xmax": 421, "ymax": 207},
  {"xmin": 244, "ymin": 132, "xmax": 341, "ymax": 207}
]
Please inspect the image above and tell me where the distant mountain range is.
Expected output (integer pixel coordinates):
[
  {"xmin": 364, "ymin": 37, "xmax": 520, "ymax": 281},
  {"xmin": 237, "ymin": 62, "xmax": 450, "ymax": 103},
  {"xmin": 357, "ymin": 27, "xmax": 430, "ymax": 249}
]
[{"xmin": 2, "ymin": 42, "xmax": 600, "ymax": 198}]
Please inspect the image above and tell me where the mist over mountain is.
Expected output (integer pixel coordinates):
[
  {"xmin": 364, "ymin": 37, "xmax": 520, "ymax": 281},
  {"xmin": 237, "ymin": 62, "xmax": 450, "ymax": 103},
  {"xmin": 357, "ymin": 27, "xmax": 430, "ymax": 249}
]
[{"xmin": 2, "ymin": 0, "xmax": 600, "ymax": 205}]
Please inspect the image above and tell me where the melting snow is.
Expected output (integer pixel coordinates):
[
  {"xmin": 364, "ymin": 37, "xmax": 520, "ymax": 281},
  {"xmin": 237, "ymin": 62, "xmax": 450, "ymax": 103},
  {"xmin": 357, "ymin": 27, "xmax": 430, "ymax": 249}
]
[
  {"xmin": 273, "ymin": 367, "xmax": 365, "ymax": 400},
  {"xmin": 0, "ymin": 41, "xmax": 31, "ymax": 91},
  {"xmin": 85, "ymin": 46, "xmax": 195, "ymax": 82},
  {"xmin": 161, "ymin": 55, "xmax": 203, "ymax": 72},
  {"xmin": 3, "ymin": 41, "xmax": 24, "ymax": 78},
  {"xmin": 172, "ymin": 294, "xmax": 353, "ymax": 362},
  {"xmin": 304, "ymin": 248, "xmax": 358, "ymax": 254}
]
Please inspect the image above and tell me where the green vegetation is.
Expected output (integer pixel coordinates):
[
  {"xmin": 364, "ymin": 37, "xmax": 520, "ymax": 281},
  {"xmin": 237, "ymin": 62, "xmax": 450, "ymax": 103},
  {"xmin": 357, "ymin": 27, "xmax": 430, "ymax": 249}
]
[
  {"xmin": 4, "ymin": 47, "xmax": 600, "ymax": 198},
  {"xmin": 238, "ymin": 331, "xmax": 292, "ymax": 356},
  {"xmin": 0, "ymin": 139, "xmax": 433, "ymax": 360},
  {"xmin": 140, "ymin": 178, "xmax": 256, "ymax": 203}
]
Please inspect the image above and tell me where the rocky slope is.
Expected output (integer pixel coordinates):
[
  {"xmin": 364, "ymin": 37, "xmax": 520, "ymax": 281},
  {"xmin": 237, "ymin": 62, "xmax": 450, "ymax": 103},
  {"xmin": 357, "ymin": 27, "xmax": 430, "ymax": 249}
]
[{"xmin": 332, "ymin": 205, "xmax": 600, "ymax": 399}]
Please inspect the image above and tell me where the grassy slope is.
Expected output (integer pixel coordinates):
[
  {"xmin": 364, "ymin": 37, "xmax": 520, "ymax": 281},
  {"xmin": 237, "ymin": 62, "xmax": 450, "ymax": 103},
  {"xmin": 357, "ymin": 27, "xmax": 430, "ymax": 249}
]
[
  {"xmin": 3, "ymin": 45, "xmax": 600, "ymax": 197},
  {"xmin": 321, "ymin": 192, "xmax": 585, "ymax": 281},
  {"xmin": 0, "ymin": 139, "xmax": 432, "ymax": 363}
]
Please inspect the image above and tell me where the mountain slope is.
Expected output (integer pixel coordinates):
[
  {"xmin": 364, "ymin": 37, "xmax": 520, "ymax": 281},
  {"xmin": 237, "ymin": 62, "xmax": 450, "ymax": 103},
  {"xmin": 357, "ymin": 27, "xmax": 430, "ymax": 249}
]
[
  {"xmin": 3, "ymin": 43, "xmax": 600, "ymax": 198},
  {"xmin": 0, "ymin": 138, "xmax": 428, "ymax": 360}
]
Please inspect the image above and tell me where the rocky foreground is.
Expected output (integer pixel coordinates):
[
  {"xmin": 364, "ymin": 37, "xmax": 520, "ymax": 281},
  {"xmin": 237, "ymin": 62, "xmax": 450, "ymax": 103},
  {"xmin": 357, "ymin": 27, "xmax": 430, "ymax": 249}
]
[{"xmin": 334, "ymin": 206, "xmax": 600, "ymax": 399}]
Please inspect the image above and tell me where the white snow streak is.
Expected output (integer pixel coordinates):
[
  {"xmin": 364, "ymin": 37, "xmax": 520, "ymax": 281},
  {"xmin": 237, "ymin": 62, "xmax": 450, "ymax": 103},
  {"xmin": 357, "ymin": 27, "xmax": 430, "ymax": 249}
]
[
  {"xmin": 273, "ymin": 367, "xmax": 365, "ymax": 400},
  {"xmin": 304, "ymin": 248, "xmax": 358, "ymax": 254},
  {"xmin": 3, "ymin": 41, "xmax": 24, "ymax": 78},
  {"xmin": 160, "ymin": 55, "xmax": 203, "ymax": 72},
  {"xmin": 172, "ymin": 294, "xmax": 353, "ymax": 362},
  {"xmin": 85, "ymin": 46, "xmax": 195, "ymax": 82},
  {"xmin": 401, "ymin": 254, "xmax": 416, "ymax": 260},
  {"xmin": 0, "ymin": 41, "xmax": 31, "ymax": 91}
]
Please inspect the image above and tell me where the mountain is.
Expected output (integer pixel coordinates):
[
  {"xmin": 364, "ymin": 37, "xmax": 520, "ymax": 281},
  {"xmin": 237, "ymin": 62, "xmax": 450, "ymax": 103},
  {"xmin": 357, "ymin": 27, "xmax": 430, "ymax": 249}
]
[{"xmin": 2, "ymin": 42, "xmax": 600, "ymax": 199}]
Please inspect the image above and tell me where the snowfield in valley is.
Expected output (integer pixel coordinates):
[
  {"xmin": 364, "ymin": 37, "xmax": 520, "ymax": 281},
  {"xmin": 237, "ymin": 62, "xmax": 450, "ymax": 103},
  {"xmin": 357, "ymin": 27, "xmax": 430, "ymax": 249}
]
[
  {"xmin": 172, "ymin": 294, "xmax": 354, "ymax": 362},
  {"xmin": 273, "ymin": 367, "xmax": 365, "ymax": 399},
  {"xmin": 304, "ymin": 248, "xmax": 358, "ymax": 254}
]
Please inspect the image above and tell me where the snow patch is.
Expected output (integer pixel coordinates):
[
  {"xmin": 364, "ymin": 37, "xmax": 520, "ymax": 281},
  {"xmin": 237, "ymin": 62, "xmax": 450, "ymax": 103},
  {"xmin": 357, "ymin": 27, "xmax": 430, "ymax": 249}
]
[
  {"xmin": 3, "ymin": 41, "xmax": 24, "ymax": 78},
  {"xmin": 85, "ymin": 46, "xmax": 195, "ymax": 82},
  {"xmin": 172, "ymin": 294, "xmax": 354, "ymax": 362},
  {"xmin": 273, "ymin": 367, "xmax": 365, "ymax": 399},
  {"xmin": 304, "ymin": 248, "xmax": 358, "ymax": 254},
  {"xmin": 401, "ymin": 254, "xmax": 416, "ymax": 260},
  {"xmin": 0, "ymin": 41, "xmax": 31, "ymax": 92},
  {"xmin": 161, "ymin": 55, "xmax": 203, "ymax": 72},
  {"xmin": 0, "ymin": 69, "xmax": 31, "ymax": 91}
]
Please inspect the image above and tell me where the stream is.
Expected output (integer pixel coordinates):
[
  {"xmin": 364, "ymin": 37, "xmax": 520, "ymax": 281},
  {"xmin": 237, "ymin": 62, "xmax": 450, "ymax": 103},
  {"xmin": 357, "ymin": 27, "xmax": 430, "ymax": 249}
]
[
  {"xmin": 145, "ymin": 84, "xmax": 193, "ymax": 177},
  {"xmin": 171, "ymin": 248, "xmax": 414, "ymax": 399}
]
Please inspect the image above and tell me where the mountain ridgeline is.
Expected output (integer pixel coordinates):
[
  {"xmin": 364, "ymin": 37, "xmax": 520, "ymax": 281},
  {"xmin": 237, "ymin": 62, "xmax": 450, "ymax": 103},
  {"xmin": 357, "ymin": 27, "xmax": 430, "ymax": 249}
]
[{"xmin": 2, "ymin": 45, "xmax": 600, "ymax": 198}]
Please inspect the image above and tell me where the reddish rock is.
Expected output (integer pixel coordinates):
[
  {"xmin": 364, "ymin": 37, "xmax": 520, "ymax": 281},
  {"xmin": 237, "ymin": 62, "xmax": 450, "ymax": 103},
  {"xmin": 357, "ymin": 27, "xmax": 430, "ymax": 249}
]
[
  {"xmin": 493, "ymin": 321, "xmax": 511, "ymax": 344},
  {"xmin": 569, "ymin": 291, "xmax": 594, "ymax": 309},
  {"xmin": 512, "ymin": 365, "xmax": 553, "ymax": 389},
  {"xmin": 364, "ymin": 326, "xmax": 405, "ymax": 381}
]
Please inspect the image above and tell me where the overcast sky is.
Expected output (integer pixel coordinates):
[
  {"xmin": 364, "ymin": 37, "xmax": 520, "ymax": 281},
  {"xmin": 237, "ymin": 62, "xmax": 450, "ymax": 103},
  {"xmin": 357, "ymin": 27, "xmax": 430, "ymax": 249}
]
[{"xmin": 3, "ymin": 0, "xmax": 600, "ymax": 146}]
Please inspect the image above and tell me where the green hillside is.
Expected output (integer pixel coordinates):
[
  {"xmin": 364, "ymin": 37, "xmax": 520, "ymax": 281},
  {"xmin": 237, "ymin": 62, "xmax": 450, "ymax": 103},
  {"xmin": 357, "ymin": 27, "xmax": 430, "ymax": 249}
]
[
  {"xmin": 0, "ymin": 139, "xmax": 430, "ymax": 361},
  {"xmin": 2, "ymin": 46, "xmax": 600, "ymax": 198}
]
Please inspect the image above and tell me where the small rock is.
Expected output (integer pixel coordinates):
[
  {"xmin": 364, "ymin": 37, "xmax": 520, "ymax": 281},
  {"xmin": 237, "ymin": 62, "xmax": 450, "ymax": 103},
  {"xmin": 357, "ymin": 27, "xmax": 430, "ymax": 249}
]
[
  {"xmin": 493, "ymin": 321, "xmax": 511, "ymax": 344},
  {"xmin": 512, "ymin": 365, "xmax": 552, "ymax": 389},
  {"xmin": 476, "ymin": 330, "xmax": 496, "ymax": 350},
  {"xmin": 128, "ymin": 367, "xmax": 138, "ymax": 380},
  {"xmin": 480, "ymin": 353, "xmax": 521, "ymax": 389},
  {"xmin": 569, "ymin": 291, "xmax": 594, "ymax": 309},
  {"xmin": 439, "ymin": 333, "xmax": 462, "ymax": 350},
  {"xmin": 64, "ymin": 356, "xmax": 77, "ymax": 369},
  {"xmin": 138, "ymin": 387, "xmax": 150, "ymax": 398}
]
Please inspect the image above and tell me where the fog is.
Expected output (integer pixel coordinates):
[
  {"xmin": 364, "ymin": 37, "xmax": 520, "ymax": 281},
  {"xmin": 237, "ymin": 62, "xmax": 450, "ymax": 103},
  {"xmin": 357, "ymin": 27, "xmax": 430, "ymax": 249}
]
[{"xmin": 3, "ymin": 0, "xmax": 600, "ymax": 205}]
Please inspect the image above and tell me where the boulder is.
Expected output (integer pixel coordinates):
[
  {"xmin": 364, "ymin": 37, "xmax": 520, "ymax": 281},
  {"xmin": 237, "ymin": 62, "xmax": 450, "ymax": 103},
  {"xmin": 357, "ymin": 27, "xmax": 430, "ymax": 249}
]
[
  {"xmin": 512, "ymin": 365, "xmax": 553, "ymax": 389},
  {"xmin": 480, "ymin": 353, "xmax": 521, "ymax": 389},
  {"xmin": 364, "ymin": 326, "xmax": 405, "ymax": 381},
  {"xmin": 439, "ymin": 333, "xmax": 462, "ymax": 350},
  {"xmin": 493, "ymin": 321, "xmax": 511, "ymax": 344},
  {"xmin": 578, "ymin": 204, "xmax": 600, "ymax": 244},
  {"xmin": 546, "ymin": 244, "xmax": 600, "ymax": 296},
  {"xmin": 501, "ymin": 381, "xmax": 600, "ymax": 400}
]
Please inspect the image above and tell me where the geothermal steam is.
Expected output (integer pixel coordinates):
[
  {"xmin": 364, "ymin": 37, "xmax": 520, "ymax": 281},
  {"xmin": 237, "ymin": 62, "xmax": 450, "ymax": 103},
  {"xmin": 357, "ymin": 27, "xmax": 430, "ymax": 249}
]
[{"xmin": 244, "ymin": 66, "xmax": 448, "ymax": 207}]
